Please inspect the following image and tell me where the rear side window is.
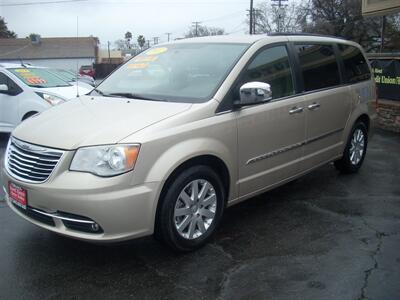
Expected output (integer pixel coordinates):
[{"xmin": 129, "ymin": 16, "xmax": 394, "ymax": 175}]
[
  {"xmin": 241, "ymin": 45, "xmax": 294, "ymax": 100},
  {"xmin": 295, "ymin": 44, "xmax": 341, "ymax": 92},
  {"xmin": 338, "ymin": 44, "xmax": 371, "ymax": 83}
]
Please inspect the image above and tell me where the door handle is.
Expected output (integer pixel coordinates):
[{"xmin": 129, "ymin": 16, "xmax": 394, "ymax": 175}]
[
  {"xmin": 308, "ymin": 103, "xmax": 320, "ymax": 110},
  {"xmin": 289, "ymin": 106, "xmax": 303, "ymax": 114}
]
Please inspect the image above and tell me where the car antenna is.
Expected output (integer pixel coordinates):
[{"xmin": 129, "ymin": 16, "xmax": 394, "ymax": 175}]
[
  {"xmin": 19, "ymin": 56, "xmax": 27, "ymax": 68},
  {"xmin": 76, "ymin": 16, "xmax": 80, "ymax": 98}
]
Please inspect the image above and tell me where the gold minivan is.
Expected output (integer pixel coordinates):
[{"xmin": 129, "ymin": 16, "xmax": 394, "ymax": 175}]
[{"xmin": 2, "ymin": 34, "xmax": 376, "ymax": 251}]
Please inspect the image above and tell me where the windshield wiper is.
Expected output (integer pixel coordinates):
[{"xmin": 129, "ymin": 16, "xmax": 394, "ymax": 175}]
[
  {"xmin": 108, "ymin": 92, "xmax": 164, "ymax": 101},
  {"xmin": 91, "ymin": 88, "xmax": 105, "ymax": 96}
]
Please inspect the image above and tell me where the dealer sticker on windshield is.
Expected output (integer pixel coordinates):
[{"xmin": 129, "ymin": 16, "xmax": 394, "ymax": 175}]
[
  {"xmin": 134, "ymin": 55, "xmax": 158, "ymax": 62},
  {"xmin": 127, "ymin": 63, "xmax": 148, "ymax": 69},
  {"xmin": 146, "ymin": 47, "xmax": 168, "ymax": 55}
]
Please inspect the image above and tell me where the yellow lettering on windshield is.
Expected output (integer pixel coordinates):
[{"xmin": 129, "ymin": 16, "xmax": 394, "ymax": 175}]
[
  {"xmin": 14, "ymin": 69, "xmax": 30, "ymax": 73},
  {"xmin": 146, "ymin": 47, "xmax": 168, "ymax": 55},
  {"xmin": 127, "ymin": 63, "xmax": 148, "ymax": 69},
  {"xmin": 134, "ymin": 56, "xmax": 158, "ymax": 62}
]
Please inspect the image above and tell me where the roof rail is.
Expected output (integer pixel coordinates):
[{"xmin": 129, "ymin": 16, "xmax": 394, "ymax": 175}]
[{"xmin": 268, "ymin": 32, "xmax": 347, "ymax": 40}]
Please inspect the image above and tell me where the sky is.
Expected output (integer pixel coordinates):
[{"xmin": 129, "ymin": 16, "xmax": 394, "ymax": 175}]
[{"xmin": 0, "ymin": 0, "xmax": 263, "ymax": 49}]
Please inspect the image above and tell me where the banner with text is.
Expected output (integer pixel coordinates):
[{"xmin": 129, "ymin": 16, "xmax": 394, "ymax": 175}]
[{"xmin": 370, "ymin": 59, "xmax": 400, "ymax": 101}]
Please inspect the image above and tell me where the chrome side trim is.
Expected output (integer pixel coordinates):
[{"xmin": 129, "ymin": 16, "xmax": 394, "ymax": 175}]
[
  {"xmin": 246, "ymin": 128, "xmax": 344, "ymax": 165},
  {"xmin": 306, "ymin": 128, "xmax": 344, "ymax": 145},
  {"xmin": 246, "ymin": 141, "xmax": 304, "ymax": 165},
  {"xmin": 30, "ymin": 208, "xmax": 95, "ymax": 224}
]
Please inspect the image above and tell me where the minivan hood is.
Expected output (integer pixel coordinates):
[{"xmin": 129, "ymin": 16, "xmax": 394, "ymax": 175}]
[
  {"xmin": 34, "ymin": 84, "xmax": 91, "ymax": 100},
  {"xmin": 13, "ymin": 95, "xmax": 192, "ymax": 150}
]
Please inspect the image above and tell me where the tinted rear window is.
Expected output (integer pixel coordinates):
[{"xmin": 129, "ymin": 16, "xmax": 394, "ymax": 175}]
[
  {"xmin": 295, "ymin": 44, "xmax": 341, "ymax": 92},
  {"xmin": 338, "ymin": 44, "xmax": 371, "ymax": 83}
]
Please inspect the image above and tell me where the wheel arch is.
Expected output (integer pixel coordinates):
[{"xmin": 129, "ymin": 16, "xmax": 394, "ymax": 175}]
[
  {"xmin": 22, "ymin": 111, "xmax": 39, "ymax": 121},
  {"xmin": 159, "ymin": 154, "xmax": 230, "ymax": 202},
  {"xmin": 355, "ymin": 113, "xmax": 370, "ymax": 132},
  {"xmin": 154, "ymin": 154, "xmax": 231, "ymax": 236}
]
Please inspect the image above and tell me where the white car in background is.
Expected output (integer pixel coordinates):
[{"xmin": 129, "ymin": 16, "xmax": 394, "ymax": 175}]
[
  {"xmin": 47, "ymin": 68, "xmax": 95, "ymax": 88},
  {"xmin": 0, "ymin": 63, "xmax": 91, "ymax": 133}
]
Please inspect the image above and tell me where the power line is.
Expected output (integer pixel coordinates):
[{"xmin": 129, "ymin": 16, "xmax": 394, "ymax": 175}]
[
  {"xmin": 0, "ymin": 44, "xmax": 31, "ymax": 57},
  {"xmin": 0, "ymin": 0, "xmax": 88, "ymax": 6},
  {"xmin": 200, "ymin": 10, "xmax": 243, "ymax": 23},
  {"xmin": 1, "ymin": 0, "xmax": 250, "ymax": 6},
  {"xmin": 227, "ymin": 22, "xmax": 245, "ymax": 34}
]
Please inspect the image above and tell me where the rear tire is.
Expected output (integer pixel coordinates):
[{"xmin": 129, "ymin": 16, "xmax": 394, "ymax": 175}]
[
  {"xmin": 334, "ymin": 121, "xmax": 368, "ymax": 174},
  {"xmin": 155, "ymin": 165, "xmax": 225, "ymax": 252}
]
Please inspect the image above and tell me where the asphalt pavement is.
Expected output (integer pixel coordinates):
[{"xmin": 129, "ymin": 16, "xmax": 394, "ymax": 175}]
[{"xmin": 0, "ymin": 130, "xmax": 399, "ymax": 300}]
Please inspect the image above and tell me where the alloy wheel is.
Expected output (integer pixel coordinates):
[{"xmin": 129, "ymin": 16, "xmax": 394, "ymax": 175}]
[
  {"xmin": 349, "ymin": 128, "xmax": 365, "ymax": 165},
  {"xmin": 173, "ymin": 179, "xmax": 217, "ymax": 240}
]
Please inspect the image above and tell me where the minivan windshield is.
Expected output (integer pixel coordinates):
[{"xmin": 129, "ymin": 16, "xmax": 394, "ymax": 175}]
[
  {"xmin": 94, "ymin": 43, "xmax": 249, "ymax": 103},
  {"xmin": 8, "ymin": 68, "xmax": 71, "ymax": 88}
]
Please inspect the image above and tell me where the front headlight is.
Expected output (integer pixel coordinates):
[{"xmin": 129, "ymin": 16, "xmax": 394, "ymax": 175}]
[
  {"xmin": 70, "ymin": 144, "xmax": 140, "ymax": 176},
  {"xmin": 35, "ymin": 92, "xmax": 66, "ymax": 106}
]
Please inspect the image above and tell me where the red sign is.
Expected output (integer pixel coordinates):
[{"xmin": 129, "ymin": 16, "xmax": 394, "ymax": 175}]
[{"xmin": 8, "ymin": 182, "xmax": 27, "ymax": 209}]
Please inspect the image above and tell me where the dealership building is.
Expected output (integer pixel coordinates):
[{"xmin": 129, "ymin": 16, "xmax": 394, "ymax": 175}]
[{"xmin": 0, "ymin": 36, "xmax": 98, "ymax": 70}]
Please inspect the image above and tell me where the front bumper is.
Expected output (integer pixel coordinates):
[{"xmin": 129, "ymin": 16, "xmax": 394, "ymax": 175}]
[{"xmin": 2, "ymin": 167, "xmax": 161, "ymax": 242}]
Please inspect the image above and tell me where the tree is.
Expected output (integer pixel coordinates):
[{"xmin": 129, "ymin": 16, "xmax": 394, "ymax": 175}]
[
  {"xmin": 303, "ymin": 0, "xmax": 400, "ymax": 52},
  {"xmin": 125, "ymin": 31, "xmax": 133, "ymax": 49},
  {"xmin": 137, "ymin": 35, "xmax": 146, "ymax": 49},
  {"xmin": 27, "ymin": 33, "xmax": 40, "ymax": 39},
  {"xmin": 184, "ymin": 25, "xmax": 225, "ymax": 38},
  {"xmin": 246, "ymin": 0, "xmax": 400, "ymax": 52},
  {"xmin": 114, "ymin": 39, "xmax": 126, "ymax": 50},
  {"xmin": 246, "ymin": 1, "xmax": 305, "ymax": 34},
  {"xmin": 0, "ymin": 17, "xmax": 17, "ymax": 38}
]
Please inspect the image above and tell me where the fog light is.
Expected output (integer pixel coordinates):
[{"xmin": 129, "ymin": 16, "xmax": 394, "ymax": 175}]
[{"xmin": 91, "ymin": 223, "xmax": 100, "ymax": 232}]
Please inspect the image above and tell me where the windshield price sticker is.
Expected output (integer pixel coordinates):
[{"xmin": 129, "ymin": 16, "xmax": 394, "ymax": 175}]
[
  {"xmin": 14, "ymin": 70, "xmax": 48, "ymax": 84},
  {"xmin": 134, "ymin": 56, "xmax": 158, "ymax": 62},
  {"xmin": 127, "ymin": 63, "xmax": 148, "ymax": 69},
  {"xmin": 26, "ymin": 77, "xmax": 47, "ymax": 84},
  {"xmin": 14, "ymin": 69, "xmax": 31, "ymax": 73},
  {"xmin": 146, "ymin": 47, "xmax": 168, "ymax": 55}
]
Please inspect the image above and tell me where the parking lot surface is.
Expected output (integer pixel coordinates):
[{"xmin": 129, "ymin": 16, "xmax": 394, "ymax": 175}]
[{"xmin": 0, "ymin": 130, "xmax": 399, "ymax": 300}]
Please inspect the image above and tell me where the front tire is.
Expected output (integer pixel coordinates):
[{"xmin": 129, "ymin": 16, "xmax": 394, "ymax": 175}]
[
  {"xmin": 156, "ymin": 165, "xmax": 225, "ymax": 252},
  {"xmin": 334, "ymin": 121, "xmax": 368, "ymax": 173}
]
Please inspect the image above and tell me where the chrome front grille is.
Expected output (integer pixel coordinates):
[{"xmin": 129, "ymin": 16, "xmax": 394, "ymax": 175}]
[{"xmin": 5, "ymin": 137, "xmax": 64, "ymax": 183}]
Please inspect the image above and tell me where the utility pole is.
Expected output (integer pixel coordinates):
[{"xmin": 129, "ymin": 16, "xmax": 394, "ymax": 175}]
[
  {"xmin": 107, "ymin": 41, "xmax": 111, "ymax": 64},
  {"xmin": 252, "ymin": 9, "xmax": 262, "ymax": 34},
  {"xmin": 249, "ymin": 0, "xmax": 253, "ymax": 34},
  {"xmin": 165, "ymin": 32, "xmax": 172, "ymax": 42},
  {"xmin": 146, "ymin": 39, "xmax": 150, "ymax": 48},
  {"xmin": 380, "ymin": 16, "xmax": 386, "ymax": 53},
  {"xmin": 192, "ymin": 21, "xmax": 202, "ymax": 37},
  {"xmin": 153, "ymin": 37, "xmax": 159, "ymax": 45},
  {"xmin": 271, "ymin": 0, "xmax": 288, "ymax": 32}
]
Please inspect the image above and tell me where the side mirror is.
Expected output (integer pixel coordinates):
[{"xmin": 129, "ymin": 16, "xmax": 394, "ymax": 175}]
[
  {"xmin": 234, "ymin": 81, "xmax": 272, "ymax": 108},
  {"xmin": 0, "ymin": 84, "xmax": 9, "ymax": 93}
]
